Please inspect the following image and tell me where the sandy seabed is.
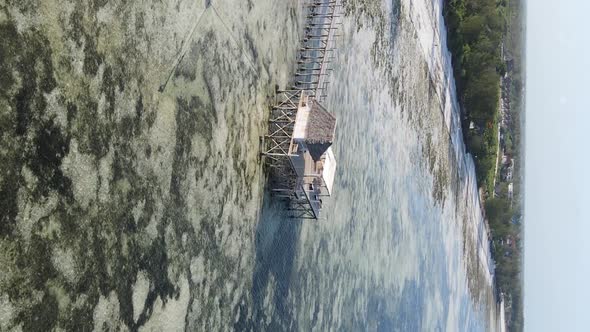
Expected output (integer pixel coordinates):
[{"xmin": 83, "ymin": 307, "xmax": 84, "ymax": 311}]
[{"xmin": 0, "ymin": 0, "xmax": 498, "ymax": 330}]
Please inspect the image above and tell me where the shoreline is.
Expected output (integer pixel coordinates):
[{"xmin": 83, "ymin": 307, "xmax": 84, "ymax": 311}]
[
  {"xmin": 440, "ymin": 0, "xmax": 525, "ymax": 329},
  {"xmin": 403, "ymin": 0, "xmax": 497, "ymax": 283},
  {"xmin": 402, "ymin": 1, "xmax": 501, "ymax": 329}
]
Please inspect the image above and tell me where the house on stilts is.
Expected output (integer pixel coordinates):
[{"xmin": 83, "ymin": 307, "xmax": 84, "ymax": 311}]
[
  {"xmin": 262, "ymin": 91, "xmax": 337, "ymax": 220},
  {"xmin": 261, "ymin": 0, "xmax": 342, "ymax": 220}
]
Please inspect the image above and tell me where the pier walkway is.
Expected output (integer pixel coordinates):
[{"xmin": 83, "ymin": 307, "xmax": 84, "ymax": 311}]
[{"xmin": 262, "ymin": 0, "xmax": 342, "ymax": 220}]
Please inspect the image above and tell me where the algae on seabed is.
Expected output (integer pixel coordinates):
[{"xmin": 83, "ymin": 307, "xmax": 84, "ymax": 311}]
[{"xmin": 0, "ymin": 0, "xmax": 303, "ymax": 330}]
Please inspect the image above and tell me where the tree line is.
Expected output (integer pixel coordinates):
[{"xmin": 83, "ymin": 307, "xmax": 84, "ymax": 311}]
[
  {"xmin": 444, "ymin": 0, "xmax": 524, "ymax": 331},
  {"xmin": 444, "ymin": 0, "xmax": 506, "ymax": 192}
]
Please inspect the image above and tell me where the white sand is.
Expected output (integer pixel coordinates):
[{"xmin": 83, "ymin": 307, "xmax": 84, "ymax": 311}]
[
  {"xmin": 132, "ymin": 271, "xmax": 151, "ymax": 323},
  {"xmin": 0, "ymin": 294, "xmax": 15, "ymax": 331},
  {"xmin": 52, "ymin": 246, "xmax": 77, "ymax": 284},
  {"xmin": 61, "ymin": 139, "xmax": 99, "ymax": 209},
  {"xmin": 93, "ymin": 291, "xmax": 127, "ymax": 332},
  {"xmin": 139, "ymin": 275, "xmax": 190, "ymax": 332}
]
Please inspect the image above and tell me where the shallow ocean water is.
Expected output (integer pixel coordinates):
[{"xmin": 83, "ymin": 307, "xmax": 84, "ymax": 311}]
[{"xmin": 0, "ymin": 0, "xmax": 498, "ymax": 331}]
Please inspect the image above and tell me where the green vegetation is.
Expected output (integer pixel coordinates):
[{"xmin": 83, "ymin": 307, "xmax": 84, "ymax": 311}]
[
  {"xmin": 486, "ymin": 196, "xmax": 523, "ymax": 332},
  {"xmin": 498, "ymin": 0, "xmax": 525, "ymax": 330},
  {"xmin": 444, "ymin": 0, "xmax": 505, "ymax": 193},
  {"xmin": 444, "ymin": 0, "xmax": 525, "ymax": 331}
]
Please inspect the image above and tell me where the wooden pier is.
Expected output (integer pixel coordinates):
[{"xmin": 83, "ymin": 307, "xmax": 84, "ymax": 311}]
[
  {"xmin": 296, "ymin": 0, "xmax": 341, "ymax": 101},
  {"xmin": 262, "ymin": 0, "xmax": 342, "ymax": 220}
]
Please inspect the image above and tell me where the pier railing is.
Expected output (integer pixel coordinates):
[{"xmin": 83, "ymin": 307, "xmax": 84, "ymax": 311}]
[{"xmin": 296, "ymin": 0, "xmax": 342, "ymax": 102}]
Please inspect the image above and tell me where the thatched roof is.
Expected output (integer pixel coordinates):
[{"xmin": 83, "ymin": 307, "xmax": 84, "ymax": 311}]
[{"xmin": 304, "ymin": 101, "xmax": 336, "ymax": 160}]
